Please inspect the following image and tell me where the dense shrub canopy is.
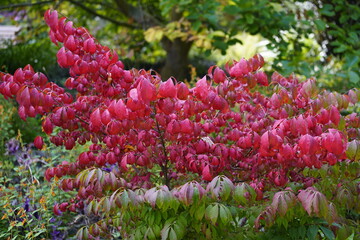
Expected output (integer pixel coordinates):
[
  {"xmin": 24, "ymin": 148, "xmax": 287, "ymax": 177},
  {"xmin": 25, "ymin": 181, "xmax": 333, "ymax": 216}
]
[{"xmin": 0, "ymin": 9, "xmax": 359, "ymax": 239}]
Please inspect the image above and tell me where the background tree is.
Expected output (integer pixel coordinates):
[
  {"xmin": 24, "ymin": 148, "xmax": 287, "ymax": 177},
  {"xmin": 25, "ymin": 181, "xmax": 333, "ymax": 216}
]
[{"xmin": 0, "ymin": 0, "xmax": 359, "ymax": 87}]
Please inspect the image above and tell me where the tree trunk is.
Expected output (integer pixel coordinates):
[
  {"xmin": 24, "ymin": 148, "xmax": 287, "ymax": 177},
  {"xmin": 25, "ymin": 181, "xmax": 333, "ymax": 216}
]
[
  {"xmin": 161, "ymin": 37, "xmax": 192, "ymax": 81},
  {"xmin": 112, "ymin": 2, "xmax": 192, "ymax": 81}
]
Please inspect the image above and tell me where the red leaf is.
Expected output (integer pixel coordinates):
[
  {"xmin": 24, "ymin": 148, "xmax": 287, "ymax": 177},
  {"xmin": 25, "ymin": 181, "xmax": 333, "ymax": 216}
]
[
  {"xmin": 29, "ymin": 88, "xmax": 40, "ymax": 106},
  {"xmin": 298, "ymin": 187, "xmax": 329, "ymax": 217},
  {"xmin": 83, "ymin": 38, "xmax": 96, "ymax": 53},
  {"xmin": 56, "ymin": 47, "xmax": 68, "ymax": 67},
  {"xmin": 213, "ymin": 67, "xmax": 226, "ymax": 84},
  {"xmin": 322, "ymin": 129, "xmax": 345, "ymax": 155},
  {"xmin": 202, "ymin": 165, "xmax": 212, "ymax": 181},
  {"xmin": 42, "ymin": 118, "xmax": 53, "ymax": 135},
  {"xmin": 14, "ymin": 68, "xmax": 25, "ymax": 83},
  {"xmin": 64, "ymin": 35, "xmax": 77, "ymax": 51},
  {"xmin": 193, "ymin": 77, "xmax": 209, "ymax": 100},
  {"xmin": 64, "ymin": 138, "xmax": 75, "ymax": 150},
  {"xmin": 254, "ymin": 71, "xmax": 268, "ymax": 86},
  {"xmin": 158, "ymin": 98, "xmax": 174, "ymax": 115},
  {"xmin": 229, "ymin": 58, "xmax": 250, "ymax": 77},
  {"xmin": 299, "ymin": 134, "xmax": 318, "ymax": 155},
  {"xmin": 45, "ymin": 10, "xmax": 58, "ymax": 31},
  {"xmin": 90, "ymin": 108, "xmax": 102, "ymax": 128},
  {"xmin": 34, "ymin": 136, "xmax": 44, "ymax": 149},
  {"xmin": 271, "ymin": 190, "xmax": 296, "ymax": 216},
  {"xmin": 9, "ymin": 82, "xmax": 20, "ymax": 95},
  {"xmin": 53, "ymin": 204, "xmax": 62, "ymax": 216},
  {"xmin": 329, "ymin": 105, "xmax": 340, "ymax": 126},
  {"xmin": 114, "ymin": 100, "xmax": 128, "ymax": 120},
  {"xmin": 176, "ymin": 82, "xmax": 189, "ymax": 100},
  {"xmin": 270, "ymin": 93, "xmax": 281, "ymax": 109},
  {"xmin": 138, "ymin": 77, "xmax": 156, "ymax": 101},
  {"xmin": 64, "ymin": 21, "xmax": 75, "ymax": 35},
  {"xmin": 106, "ymin": 152, "xmax": 117, "ymax": 164},
  {"xmin": 317, "ymin": 109, "xmax": 330, "ymax": 124},
  {"xmin": 159, "ymin": 78, "xmax": 176, "ymax": 98},
  {"xmin": 78, "ymin": 152, "xmax": 90, "ymax": 165},
  {"xmin": 77, "ymin": 60, "xmax": 89, "ymax": 74},
  {"xmin": 180, "ymin": 119, "xmax": 193, "ymax": 134},
  {"xmin": 279, "ymin": 144, "xmax": 295, "ymax": 161},
  {"xmin": 101, "ymin": 109, "xmax": 112, "ymax": 125},
  {"xmin": 109, "ymin": 64, "xmax": 123, "ymax": 79},
  {"xmin": 260, "ymin": 131, "xmax": 282, "ymax": 156},
  {"xmin": 212, "ymin": 95, "xmax": 229, "ymax": 112},
  {"xmin": 106, "ymin": 120, "xmax": 121, "ymax": 135}
]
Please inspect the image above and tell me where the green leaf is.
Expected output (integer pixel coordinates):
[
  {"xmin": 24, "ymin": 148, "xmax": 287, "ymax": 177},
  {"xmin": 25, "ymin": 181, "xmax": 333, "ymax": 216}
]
[
  {"xmin": 298, "ymin": 225, "xmax": 306, "ymax": 239},
  {"xmin": 154, "ymin": 211, "xmax": 162, "ymax": 225},
  {"xmin": 153, "ymin": 225, "xmax": 161, "ymax": 237},
  {"xmin": 169, "ymin": 228, "xmax": 177, "ymax": 240},
  {"xmin": 148, "ymin": 212, "xmax": 155, "ymax": 225},
  {"xmin": 177, "ymin": 214, "xmax": 187, "ymax": 228},
  {"xmin": 299, "ymin": 62, "xmax": 311, "ymax": 78},
  {"xmin": 121, "ymin": 190, "xmax": 130, "ymax": 208},
  {"xmin": 320, "ymin": 4, "xmax": 335, "ymax": 17},
  {"xmin": 144, "ymin": 27, "xmax": 164, "ymax": 43},
  {"xmin": 146, "ymin": 227, "xmax": 156, "ymax": 240},
  {"xmin": 32, "ymin": 229, "xmax": 47, "ymax": 238},
  {"xmin": 348, "ymin": 71, "xmax": 360, "ymax": 83},
  {"xmin": 307, "ymin": 225, "xmax": 318, "ymax": 240},
  {"xmin": 314, "ymin": 19, "xmax": 326, "ymax": 31},
  {"xmin": 205, "ymin": 204, "xmax": 219, "ymax": 225},
  {"xmin": 346, "ymin": 140, "xmax": 360, "ymax": 160},
  {"xmin": 245, "ymin": 14, "xmax": 254, "ymax": 24},
  {"xmin": 344, "ymin": 55, "xmax": 359, "ymax": 69},
  {"xmin": 346, "ymin": 233, "xmax": 354, "ymax": 240},
  {"xmin": 195, "ymin": 203, "xmax": 206, "ymax": 220},
  {"xmin": 219, "ymin": 204, "xmax": 232, "ymax": 225},
  {"xmin": 161, "ymin": 224, "xmax": 171, "ymax": 240},
  {"xmin": 224, "ymin": 6, "xmax": 240, "ymax": 15},
  {"xmin": 173, "ymin": 222, "xmax": 185, "ymax": 239},
  {"xmin": 192, "ymin": 20, "xmax": 202, "ymax": 32},
  {"xmin": 76, "ymin": 227, "xmax": 84, "ymax": 240},
  {"xmin": 348, "ymin": 32, "xmax": 359, "ymax": 44},
  {"xmin": 338, "ymin": 117, "xmax": 346, "ymax": 131},
  {"xmin": 334, "ymin": 45, "xmax": 347, "ymax": 53},
  {"xmin": 319, "ymin": 226, "xmax": 335, "ymax": 240},
  {"xmin": 213, "ymin": 40, "xmax": 228, "ymax": 54},
  {"xmin": 135, "ymin": 228, "xmax": 143, "ymax": 240}
]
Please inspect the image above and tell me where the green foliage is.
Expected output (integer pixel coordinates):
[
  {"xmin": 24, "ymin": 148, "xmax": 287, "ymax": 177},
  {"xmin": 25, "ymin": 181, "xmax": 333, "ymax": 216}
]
[
  {"xmin": 76, "ymin": 170, "xmax": 359, "ymax": 239},
  {"xmin": 220, "ymin": 0, "xmax": 360, "ymax": 91},
  {"xmin": 0, "ymin": 136, "xmax": 89, "ymax": 239},
  {"xmin": 81, "ymin": 177, "xmax": 258, "ymax": 239},
  {"xmin": 255, "ymin": 160, "xmax": 360, "ymax": 240},
  {"xmin": 1, "ymin": 0, "xmax": 359, "ymax": 88},
  {"xmin": 0, "ymin": 96, "xmax": 16, "ymax": 156},
  {"xmin": 0, "ymin": 95, "xmax": 42, "ymax": 156},
  {"xmin": 0, "ymin": 40, "xmax": 68, "ymax": 83}
]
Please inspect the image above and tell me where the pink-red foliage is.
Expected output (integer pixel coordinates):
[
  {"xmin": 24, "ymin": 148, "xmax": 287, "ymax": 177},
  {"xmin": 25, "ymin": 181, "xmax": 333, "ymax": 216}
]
[{"xmin": 0, "ymin": 10, "xmax": 359, "ymax": 215}]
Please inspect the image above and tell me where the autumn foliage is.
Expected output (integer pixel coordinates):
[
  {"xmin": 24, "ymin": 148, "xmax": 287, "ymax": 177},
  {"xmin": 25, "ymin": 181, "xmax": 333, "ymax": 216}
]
[{"xmin": 0, "ymin": 9, "xmax": 359, "ymax": 239}]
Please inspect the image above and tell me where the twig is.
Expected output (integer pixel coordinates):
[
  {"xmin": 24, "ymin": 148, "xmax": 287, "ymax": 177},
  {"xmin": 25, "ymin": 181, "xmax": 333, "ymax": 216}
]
[
  {"xmin": 0, "ymin": 0, "xmax": 53, "ymax": 10},
  {"xmin": 67, "ymin": 0, "xmax": 138, "ymax": 29}
]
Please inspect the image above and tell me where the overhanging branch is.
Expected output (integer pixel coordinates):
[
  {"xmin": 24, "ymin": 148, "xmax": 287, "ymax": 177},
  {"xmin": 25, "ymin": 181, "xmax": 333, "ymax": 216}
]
[
  {"xmin": 112, "ymin": 0, "xmax": 161, "ymax": 28},
  {"xmin": 0, "ymin": 0, "xmax": 53, "ymax": 10},
  {"xmin": 67, "ymin": 0, "xmax": 138, "ymax": 29}
]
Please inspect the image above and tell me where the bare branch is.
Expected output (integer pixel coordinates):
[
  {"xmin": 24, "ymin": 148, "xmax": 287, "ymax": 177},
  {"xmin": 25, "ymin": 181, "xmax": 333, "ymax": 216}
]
[
  {"xmin": 67, "ymin": 0, "xmax": 138, "ymax": 29},
  {"xmin": 0, "ymin": 0, "xmax": 53, "ymax": 10},
  {"xmin": 112, "ymin": 0, "xmax": 161, "ymax": 28}
]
